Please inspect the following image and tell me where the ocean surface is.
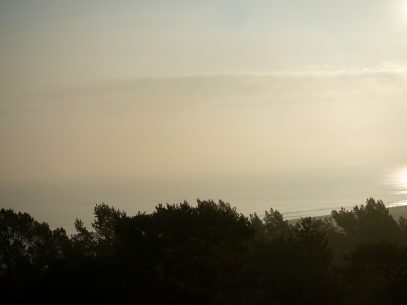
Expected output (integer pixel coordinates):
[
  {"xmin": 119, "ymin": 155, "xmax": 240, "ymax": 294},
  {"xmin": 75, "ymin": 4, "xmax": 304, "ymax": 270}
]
[{"xmin": 1, "ymin": 166, "xmax": 407, "ymax": 233}]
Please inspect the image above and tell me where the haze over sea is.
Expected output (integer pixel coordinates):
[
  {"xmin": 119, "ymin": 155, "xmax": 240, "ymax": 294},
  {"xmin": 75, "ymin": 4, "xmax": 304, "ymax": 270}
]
[
  {"xmin": 2, "ymin": 71, "xmax": 407, "ymax": 232},
  {"xmin": 2, "ymin": 1, "xmax": 407, "ymax": 233},
  {"xmin": 1, "ymin": 165, "xmax": 407, "ymax": 233},
  {"xmin": 2, "ymin": 70, "xmax": 407, "ymax": 233}
]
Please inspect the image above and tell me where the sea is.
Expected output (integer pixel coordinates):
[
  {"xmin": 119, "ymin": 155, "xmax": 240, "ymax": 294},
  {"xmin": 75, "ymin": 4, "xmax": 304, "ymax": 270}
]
[{"xmin": 1, "ymin": 166, "xmax": 407, "ymax": 234}]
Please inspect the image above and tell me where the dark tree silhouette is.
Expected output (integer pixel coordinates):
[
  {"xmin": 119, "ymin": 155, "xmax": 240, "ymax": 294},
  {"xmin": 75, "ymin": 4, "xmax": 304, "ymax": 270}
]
[
  {"xmin": 332, "ymin": 198, "xmax": 400, "ymax": 243},
  {"xmin": 1, "ymin": 198, "xmax": 407, "ymax": 305}
]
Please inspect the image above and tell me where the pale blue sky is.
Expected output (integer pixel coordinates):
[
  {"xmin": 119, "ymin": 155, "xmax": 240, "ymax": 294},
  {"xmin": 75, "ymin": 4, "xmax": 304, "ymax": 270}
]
[{"xmin": 1, "ymin": 0, "xmax": 407, "ymax": 89}]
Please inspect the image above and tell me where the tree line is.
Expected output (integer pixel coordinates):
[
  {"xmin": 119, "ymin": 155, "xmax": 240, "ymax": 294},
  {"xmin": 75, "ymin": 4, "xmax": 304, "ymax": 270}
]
[{"xmin": 1, "ymin": 198, "xmax": 407, "ymax": 305}]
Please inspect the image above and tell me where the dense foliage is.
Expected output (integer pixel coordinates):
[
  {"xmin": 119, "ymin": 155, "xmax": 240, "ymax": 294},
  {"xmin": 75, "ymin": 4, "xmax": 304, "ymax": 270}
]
[{"xmin": 2, "ymin": 198, "xmax": 407, "ymax": 305}]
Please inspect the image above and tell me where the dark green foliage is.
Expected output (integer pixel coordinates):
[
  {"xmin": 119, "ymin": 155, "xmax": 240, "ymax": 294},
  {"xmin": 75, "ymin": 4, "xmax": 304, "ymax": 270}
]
[
  {"xmin": 0, "ymin": 208, "xmax": 70, "ymax": 303},
  {"xmin": 332, "ymin": 198, "xmax": 400, "ymax": 243},
  {"xmin": 1, "ymin": 198, "xmax": 407, "ymax": 304},
  {"xmin": 343, "ymin": 242, "xmax": 407, "ymax": 305}
]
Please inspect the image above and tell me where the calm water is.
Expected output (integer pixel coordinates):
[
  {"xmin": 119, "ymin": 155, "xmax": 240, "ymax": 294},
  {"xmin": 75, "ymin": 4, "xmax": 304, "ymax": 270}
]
[{"xmin": 1, "ymin": 166, "xmax": 407, "ymax": 233}]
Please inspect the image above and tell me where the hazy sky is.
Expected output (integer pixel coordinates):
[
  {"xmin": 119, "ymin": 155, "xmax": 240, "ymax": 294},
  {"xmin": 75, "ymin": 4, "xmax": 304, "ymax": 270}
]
[
  {"xmin": 2, "ymin": 0, "xmax": 407, "ymax": 84},
  {"xmin": 1, "ymin": 1, "xmax": 407, "ymax": 223}
]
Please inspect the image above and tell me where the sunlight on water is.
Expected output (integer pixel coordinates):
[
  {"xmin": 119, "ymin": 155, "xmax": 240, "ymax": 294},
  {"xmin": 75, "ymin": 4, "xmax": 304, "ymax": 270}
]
[
  {"xmin": 389, "ymin": 167, "xmax": 407, "ymax": 195},
  {"xmin": 387, "ymin": 200, "xmax": 407, "ymax": 208},
  {"xmin": 385, "ymin": 167, "xmax": 407, "ymax": 208}
]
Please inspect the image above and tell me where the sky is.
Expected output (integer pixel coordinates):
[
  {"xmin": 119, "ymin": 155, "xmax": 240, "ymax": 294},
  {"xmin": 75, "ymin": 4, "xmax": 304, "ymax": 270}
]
[{"xmin": 1, "ymin": 0, "xmax": 407, "ymax": 227}]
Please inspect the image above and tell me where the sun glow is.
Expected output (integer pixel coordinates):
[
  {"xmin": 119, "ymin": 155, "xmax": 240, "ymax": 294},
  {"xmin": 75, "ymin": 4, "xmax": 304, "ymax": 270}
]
[
  {"xmin": 399, "ymin": 169, "xmax": 407, "ymax": 186},
  {"xmin": 393, "ymin": 168, "xmax": 407, "ymax": 194}
]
